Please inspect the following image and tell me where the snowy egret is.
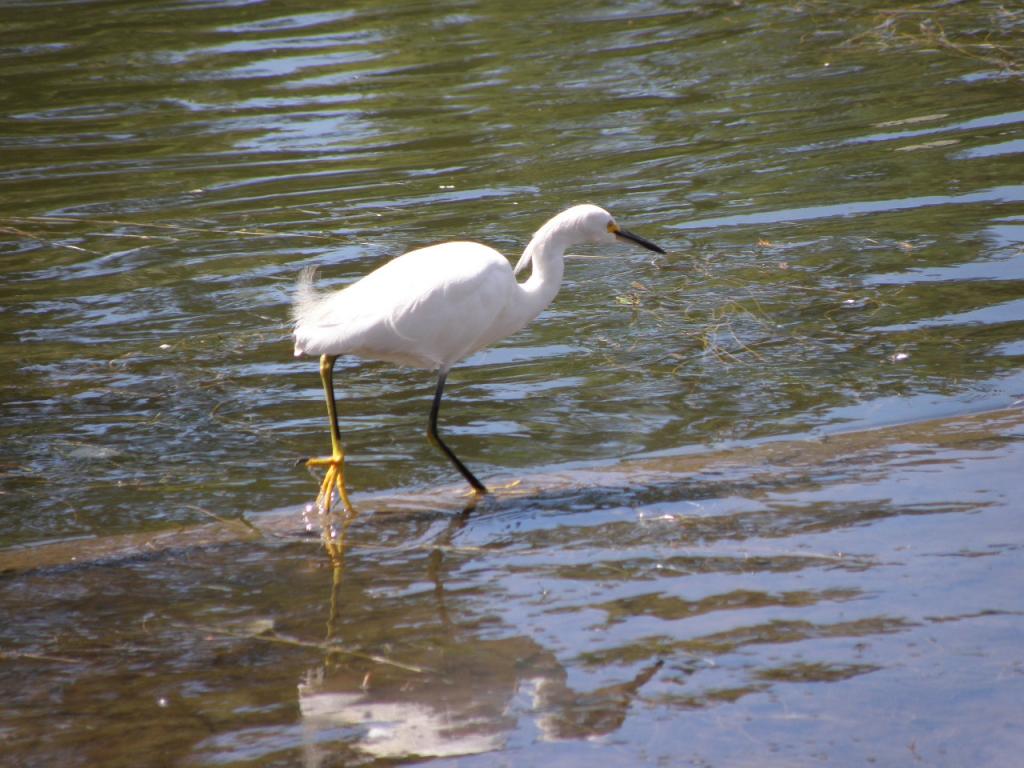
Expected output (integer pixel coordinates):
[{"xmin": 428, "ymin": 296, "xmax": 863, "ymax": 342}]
[{"xmin": 293, "ymin": 203, "xmax": 664, "ymax": 510}]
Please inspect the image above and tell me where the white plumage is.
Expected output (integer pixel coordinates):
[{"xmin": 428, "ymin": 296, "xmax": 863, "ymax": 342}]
[
  {"xmin": 293, "ymin": 241, "xmax": 522, "ymax": 369},
  {"xmin": 292, "ymin": 204, "xmax": 664, "ymax": 502}
]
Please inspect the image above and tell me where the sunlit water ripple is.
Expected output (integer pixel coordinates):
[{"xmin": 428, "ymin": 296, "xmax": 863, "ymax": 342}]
[{"xmin": 1, "ymin": 1, "xmax": 1023, "ymax": 765}]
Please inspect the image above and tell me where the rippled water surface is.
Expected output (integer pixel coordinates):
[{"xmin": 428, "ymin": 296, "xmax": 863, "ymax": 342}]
[{"xmin": 2, "ymin": 1, "xmax": 1023, "ymax": 766}]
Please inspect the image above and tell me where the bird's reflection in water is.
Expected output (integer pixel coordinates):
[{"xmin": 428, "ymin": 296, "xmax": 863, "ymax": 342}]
[{"xmin": 297, "ymin": 507, "xmax": 663, "ymax": 764}]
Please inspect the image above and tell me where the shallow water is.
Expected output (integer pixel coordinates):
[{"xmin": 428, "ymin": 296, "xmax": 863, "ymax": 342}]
[{"xmin": 2, "ymin": 1, "xmax": 1023, "ymax": 766}]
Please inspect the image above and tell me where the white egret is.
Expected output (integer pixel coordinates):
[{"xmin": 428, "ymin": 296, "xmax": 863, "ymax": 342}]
[{"xmin": 292, "ymin": 203, "xmax": 665, "ymax": 512}]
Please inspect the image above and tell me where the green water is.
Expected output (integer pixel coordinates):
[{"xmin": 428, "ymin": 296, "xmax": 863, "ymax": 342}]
[{"xmin": 2, "ymin": 2, "xmax": 1023, "ymax": 766}]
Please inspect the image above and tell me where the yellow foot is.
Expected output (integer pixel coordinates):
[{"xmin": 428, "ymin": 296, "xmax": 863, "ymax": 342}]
[
  {"xmin": 303, "ymin": 456, "xmax": 357, "ymax": 564},
  {"xmin": 456, "ymin": 481, "xmax": 520, "ymax": 512},
  {"xmin": 305, "ymin": 456, "xmax": 355, "ymax": 517},
  {"xmin": 457, "ymin": 478, "xmax": 524, "ymax": 500}
]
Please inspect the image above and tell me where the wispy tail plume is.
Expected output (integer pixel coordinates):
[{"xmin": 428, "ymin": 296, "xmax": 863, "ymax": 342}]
[{"xmin": 292, "ymin": 266, "xmax": 320, "ymax": 326}]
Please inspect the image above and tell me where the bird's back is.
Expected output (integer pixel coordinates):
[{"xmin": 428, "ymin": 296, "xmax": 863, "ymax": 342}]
[{"xmin": 293, "ymin": 241, "xmax": 519, "ymax": 370}]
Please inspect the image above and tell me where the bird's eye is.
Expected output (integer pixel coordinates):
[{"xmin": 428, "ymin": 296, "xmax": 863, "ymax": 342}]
[{"xmin": 606, "ymin": 220, "xmax": 617, "ymax": 233}]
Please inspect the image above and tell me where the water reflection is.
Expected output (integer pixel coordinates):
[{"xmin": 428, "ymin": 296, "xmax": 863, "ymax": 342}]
[
  {"xmin": 2, "ymin": 0, "xmax": 1024, "ymax": 765},
  {"xmin": 0, "ymin": 406, "xmax": 1020, "ymax": 766},
  {"xmin": 296, "ymin": 513, "xmax": 662, "ymax": 763}
]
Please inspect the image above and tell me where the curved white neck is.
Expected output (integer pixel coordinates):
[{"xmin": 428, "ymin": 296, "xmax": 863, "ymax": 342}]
[{"xmin": 508, "ymin": 228, "xmax": 569, "ymax": 330}]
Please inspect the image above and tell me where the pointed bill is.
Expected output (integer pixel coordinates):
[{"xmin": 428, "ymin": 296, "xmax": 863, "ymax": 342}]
[{"xmin": 614, "ymin": 227, "xmax": 666, "ymax": 254}]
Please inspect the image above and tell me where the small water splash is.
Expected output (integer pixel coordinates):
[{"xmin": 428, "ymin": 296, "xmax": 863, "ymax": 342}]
[{"xmin": 302, "ymin": 502, "xmax": 317, "ymax": 533}]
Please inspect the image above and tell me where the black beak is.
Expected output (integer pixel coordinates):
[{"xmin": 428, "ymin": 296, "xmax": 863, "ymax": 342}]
[{"xmin": 615, "ymin": 228, "xmax": 666, "ymax": 255}]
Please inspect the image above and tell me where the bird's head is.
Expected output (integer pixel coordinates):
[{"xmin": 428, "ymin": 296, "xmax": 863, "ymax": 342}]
[
  {"xmin": 562, "ymin": 204, "xmax": 666, "ymax": 254},
  {"xmin": 515, "ymin": 204, "xmax": 665, "ymax": 277}
]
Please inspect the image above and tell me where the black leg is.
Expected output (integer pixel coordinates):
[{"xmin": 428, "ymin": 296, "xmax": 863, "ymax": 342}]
[{"xmin": 427, "ymin": 371, "xmax": 488, "ymax": 494}]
